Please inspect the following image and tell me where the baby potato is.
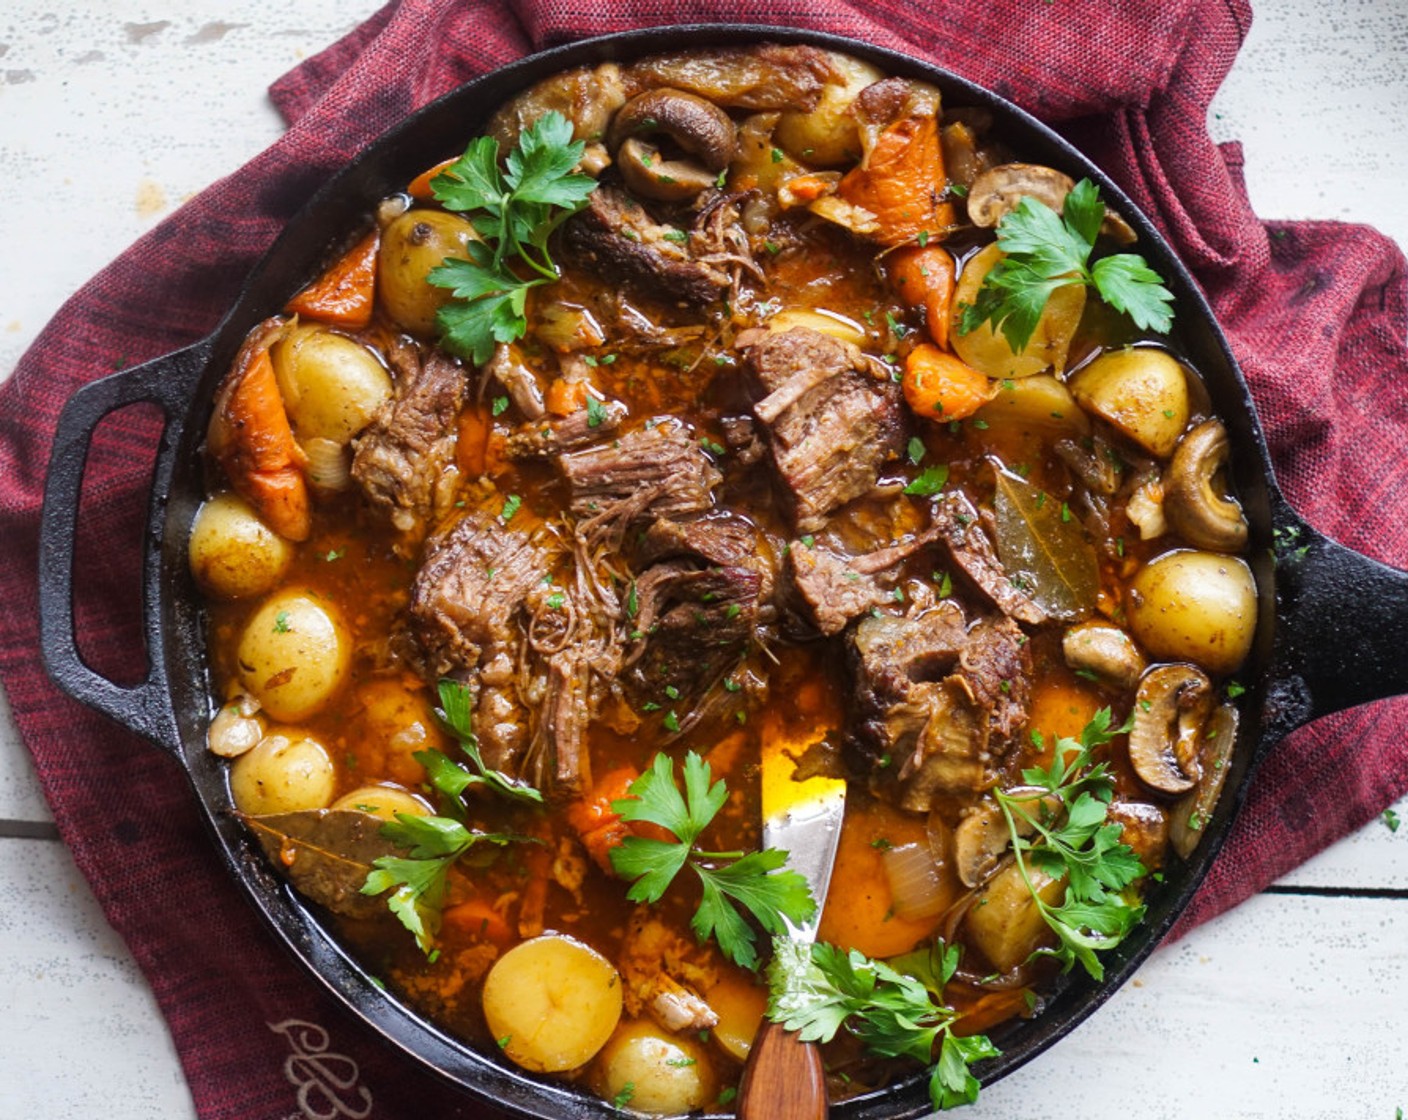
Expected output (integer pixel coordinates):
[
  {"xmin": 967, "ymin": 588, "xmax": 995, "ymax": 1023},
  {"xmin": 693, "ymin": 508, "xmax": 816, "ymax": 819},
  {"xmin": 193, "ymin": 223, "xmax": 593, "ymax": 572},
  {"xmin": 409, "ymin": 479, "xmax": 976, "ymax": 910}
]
[
  {"xmin": 271, "ymin": 325, "xmax": 392, "ymax": 444},
  {"xmin": 951, "ymin": 243, "xmax": 1086, "ymax": 378},
  {"xmin": 594, "ymin": 1020, "xmax": 717, "ymax": 1116},
  {"xmin": 188, "ymin": 492, "xmax": 293, "ymax": 600},
  {"xmin": 972, "ymin": 373, "xmax": 1090, "ymax": 438},
  {"xmin": 330, "ymin": 784, "xmax": 432, "ymax": 820},
  {"xmin": 354, "ymin": 678, "xmax": 448, "ymax": 787},
  {"xmin": 482, "ymin": 935, "xmax": 623, "ymax": 1073},
  {"xmin": 236, "ymin": 590, "xmax": 351, "ymax": 722},
  {"xmin": 230, "ymin": 731, "xmax": 336, "ymax": 814},
  {"xmin": 1126, "ymin": 549, "xmax": 1257, "ymax": 675},
  {"xmin": 774, "ymin": 52, "xmax": 883, "ymax": 166},
  {"xmin": 378, "ymin": 209, "xmax": 480, "ymax": 336},
  {"xmin": 1068, "ymin": 346, "xmax": 1190, "ymax": 458},
  {"xmin": 962, "ymin": 861, "xmax": 1066, "ymax": 974}
]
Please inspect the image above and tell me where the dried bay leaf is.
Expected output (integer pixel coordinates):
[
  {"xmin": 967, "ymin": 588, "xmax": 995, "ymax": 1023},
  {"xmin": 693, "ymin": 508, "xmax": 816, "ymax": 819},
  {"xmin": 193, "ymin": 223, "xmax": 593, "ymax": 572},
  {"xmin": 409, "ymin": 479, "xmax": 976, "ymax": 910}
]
[
  {"xmin": 240, "ymin": 809, "xmax": 404, "ymax": 920},
  {"xmin": 991, "ymin": 465, "xmax": 1099, "ymax": 621}
]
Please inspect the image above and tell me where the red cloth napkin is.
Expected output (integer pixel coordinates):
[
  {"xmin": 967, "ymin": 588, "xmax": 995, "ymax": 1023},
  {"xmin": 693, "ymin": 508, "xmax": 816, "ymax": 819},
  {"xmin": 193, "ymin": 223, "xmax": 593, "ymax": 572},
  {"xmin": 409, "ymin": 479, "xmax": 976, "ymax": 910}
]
[{"xmin": 2, "ymin": 1, "xmax": 1406, "ymax": 1116}]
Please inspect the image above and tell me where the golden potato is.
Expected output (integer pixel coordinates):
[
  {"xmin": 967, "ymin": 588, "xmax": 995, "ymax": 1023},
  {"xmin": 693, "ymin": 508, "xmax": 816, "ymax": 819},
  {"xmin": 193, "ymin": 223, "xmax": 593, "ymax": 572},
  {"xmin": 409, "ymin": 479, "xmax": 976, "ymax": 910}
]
[
  {"xmin": 951, "ymin": 243, "xmax": 1085, "ymax": 378},
  {"xmin": 188, "ymin": 492, "xmax": 293, "ymax": 600},
  {"xmin": 378, "ymin": 209, "xmax": 479, "ymax": 336},
  {"xmin": 962, "ymin": 861, "xmax": 1065, "ymax": 973},
  {"xmin": 1068, "ymin": 346, "xmax": 1190, "ymax": 458},
  {"xmin": 774, "ymin": 53, "xmax": 883, "ymax": 166},
  {"xmin": 482, "ymin": 935, "xmax": 623, "ymax": 1073},
  {"xmin": 229, "ymin": 731, "xmax": 336, "ymax": 814},
  {"xmin": 1126, "ymin": 549, "xmax": 1257, "ymax": 675},
  {"xmin": 236, "ymin": 590, "xmax": 351, "ymax": 722},
  {"xmin": 330, "ymin": 784, "xmax": 432, "ymax": 820},
  {"xmin": 594, "ymin": 1020, "xmax": 717, "ymax": 1116},
  {"xmin": 271, "ymin": 325, "xmax": 392, "ymax": 444},
  {"xmin": 973, "ymin": 373, "xmax": 1090, "ymax": 438}
]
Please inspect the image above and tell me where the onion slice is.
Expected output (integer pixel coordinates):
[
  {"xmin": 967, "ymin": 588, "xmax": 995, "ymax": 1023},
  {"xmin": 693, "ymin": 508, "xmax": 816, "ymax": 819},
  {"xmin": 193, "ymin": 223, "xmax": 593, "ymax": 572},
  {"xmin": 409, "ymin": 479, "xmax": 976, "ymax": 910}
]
[{"xmin": 881, "ymin": 842, "xmax": 950, "ymax": 921}]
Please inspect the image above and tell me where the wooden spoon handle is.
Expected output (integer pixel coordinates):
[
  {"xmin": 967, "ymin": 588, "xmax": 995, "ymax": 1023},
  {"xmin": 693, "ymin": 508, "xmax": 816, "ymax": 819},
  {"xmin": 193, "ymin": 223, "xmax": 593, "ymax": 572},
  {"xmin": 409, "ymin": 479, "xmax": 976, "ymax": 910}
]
[{"xmin": 737, "ymin": 1019, "xmax": 828, "ymax": 1120}]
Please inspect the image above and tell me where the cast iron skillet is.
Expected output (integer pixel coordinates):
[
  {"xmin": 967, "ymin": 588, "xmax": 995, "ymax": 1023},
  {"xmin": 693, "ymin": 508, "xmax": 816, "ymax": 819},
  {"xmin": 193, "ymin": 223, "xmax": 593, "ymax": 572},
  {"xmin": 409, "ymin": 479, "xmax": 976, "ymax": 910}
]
[{"xmin": 35, "ymin": 24, "xmax": 1408, "ymax": 1119}]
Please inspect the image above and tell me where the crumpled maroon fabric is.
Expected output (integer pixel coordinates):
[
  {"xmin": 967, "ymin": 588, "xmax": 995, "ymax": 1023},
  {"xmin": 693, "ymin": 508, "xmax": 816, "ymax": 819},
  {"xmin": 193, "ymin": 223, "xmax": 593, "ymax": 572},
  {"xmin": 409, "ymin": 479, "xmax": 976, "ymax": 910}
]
[{"xmin": 1, "ymin": 1, "xmax": 1405, "ymax": 1116}]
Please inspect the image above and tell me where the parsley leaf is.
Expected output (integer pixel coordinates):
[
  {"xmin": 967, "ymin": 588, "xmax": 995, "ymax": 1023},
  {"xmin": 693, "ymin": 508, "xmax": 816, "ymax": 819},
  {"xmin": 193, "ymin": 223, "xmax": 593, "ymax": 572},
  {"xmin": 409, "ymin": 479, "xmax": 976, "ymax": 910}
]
[
  {"xmin": 767, "ymin": 938, "xmax": 999, "ymax": 1110},
  {"xmin": 994, "ymin": 708, "xmax": 1146, "ymax": 980},
  {"xmin": 957, "ymin": 179, "xmax": 1174, "ymax": 352},
  {"xmin": 586, "ymin": 395, "xmax": 608, "ymax": 429},
  {"xmin": 609, "ymin": 752, "xmax": 815, "ymax": 969},
  {"xmin": 362, "ymin": 813, "xmax": 520, "ymax": 953},
  {"xmin": 428, "ymin": 113, "xmax": 597, "ymax": 364},
  {"xmin": 904, "ymin": 465, "xmax": 950, "ymax": 497},
  {"xmin": 418, "ymin": 678, "xmax": 545, "ymax": 808}
]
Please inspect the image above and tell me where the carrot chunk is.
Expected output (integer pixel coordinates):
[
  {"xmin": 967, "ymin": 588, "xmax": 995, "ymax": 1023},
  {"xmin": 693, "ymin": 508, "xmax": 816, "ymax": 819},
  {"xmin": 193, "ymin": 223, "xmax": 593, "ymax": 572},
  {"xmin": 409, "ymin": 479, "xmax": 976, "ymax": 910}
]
[
  {"xmin": 902, "ymin": 343, "xmax": 997, "ymax": 423},
  {"xmin": 284, "ymin": 230, "xmax": 379, "ymax": 329},
  {"xmin": 887, "ymin": 245, "xmax": 956, "ymax": 350},
  {"xmin": 406, "ymin": 156, "xmax": 459, "ymax": 200}
]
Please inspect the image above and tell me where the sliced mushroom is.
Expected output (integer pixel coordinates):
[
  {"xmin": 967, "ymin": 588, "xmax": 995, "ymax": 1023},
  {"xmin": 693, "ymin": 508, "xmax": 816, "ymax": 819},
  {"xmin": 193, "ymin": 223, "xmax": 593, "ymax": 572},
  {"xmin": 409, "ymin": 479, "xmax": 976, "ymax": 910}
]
[
  {"xmin": 953, "ymin": 788, "xmax": 1058, "ymax": 888},
  {"xmin": 607, "ymin": 89, "xmax": 737, "ymax": 202},
  {"xmin": 1169, "ymin": 702, "xmax": 1238, "ymax": 858},
  {"xmin": 1163, "ymin": 419, "xmax": 1249, "ymax": 552},
  {"xmin": 1062, "ymin": 621, "xmax": 1147, "ymax": 691},
  {"xmin": 967, "ymin": 162, "xmax": 1137, "ymax": 244},
  {"xmin": 1128, "ymin": 664, "xmax": 1215, "ymax": 795}
]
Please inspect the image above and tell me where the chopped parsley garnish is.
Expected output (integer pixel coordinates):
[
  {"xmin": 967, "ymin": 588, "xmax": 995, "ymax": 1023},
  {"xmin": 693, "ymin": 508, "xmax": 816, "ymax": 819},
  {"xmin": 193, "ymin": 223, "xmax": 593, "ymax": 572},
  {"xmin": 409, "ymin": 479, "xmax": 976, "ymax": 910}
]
[
  {"xmin": 500, "ymin": 493, "xmax": 522, "ymax": 522},
  {"xmin": 904, "ymin": 465, "xmax": 950, "ymax": 497},
  {"xmin": 957, "ymin": 179, "xmax": 1174, "ymax": 353},
  {"xmin": 767, "ymin": 938, "xmax": 999, "ymax": 1110},
  {"xmin": 586, "ymin": 395, "xmax": 608, "ymax": 429},
  {"xmin": 273, "ymin": 610, "xmax": 291, "ymax": 634},
  {"xmin": 428, "ymin": 112, "xmax": 598, "ymax": 364},
  {"xmin": 491, "ymin": 395, "xmax": 510, "ymax": 416},
  {"xmin": 907, "ymin": 436, "xmax": 926, "ymax": 465},
  {"xmin": 609, "ymin": 752, "xmax": 816, "ymax": 969}
]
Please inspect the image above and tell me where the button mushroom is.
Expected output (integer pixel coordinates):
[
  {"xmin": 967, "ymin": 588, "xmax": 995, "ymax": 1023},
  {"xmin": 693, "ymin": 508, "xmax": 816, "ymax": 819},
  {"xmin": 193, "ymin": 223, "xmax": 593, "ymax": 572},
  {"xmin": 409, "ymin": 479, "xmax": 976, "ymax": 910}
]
[
  {"xmin": 607, "ymin": 89, "xmax": 738, "ymax": 203},
  {"xmin": 1163, "ymin": 419, "xmax": 1249, "ymax": 552},
  {"xmin": 1127, "ymin": 664, "xmax": 1215, "ymax": 796},
  {"xmin": 967, "ymin": 162, "xmax": 1137, "ymax": 244},
  {"xmin": 1062, "ymin": 621, "xmax": 1147, "ymax": 691},
  {"xmin": 952, "ymin": 788, "xmax": 1059, "ymax": 888},
  {"xmin": 1169, "ymin": 703, "xmax": 1238, "ymax": 858}
]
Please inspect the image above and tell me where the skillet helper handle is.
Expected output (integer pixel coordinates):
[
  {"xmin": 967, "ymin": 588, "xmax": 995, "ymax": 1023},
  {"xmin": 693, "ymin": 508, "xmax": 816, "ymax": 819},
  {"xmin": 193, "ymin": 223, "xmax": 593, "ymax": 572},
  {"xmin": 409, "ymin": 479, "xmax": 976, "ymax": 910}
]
[
  {"xmin": 737, "ymin": 1019, "xmax": 828, "ymax": 1120},
  {"xmin": 1263, "ymin": 504, "xmax": 1408, "ymax": 745},
  {"xmin": 38, "ymin": 339, "xmax": 212, "ymax": 756}
]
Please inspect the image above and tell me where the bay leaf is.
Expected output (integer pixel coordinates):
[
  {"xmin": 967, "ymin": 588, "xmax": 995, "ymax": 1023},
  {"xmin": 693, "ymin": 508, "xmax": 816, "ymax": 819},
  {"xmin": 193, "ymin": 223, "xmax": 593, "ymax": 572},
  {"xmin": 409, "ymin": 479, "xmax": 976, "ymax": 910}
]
[
  {"xmin": 240, "ymin": 809, "xmax": 404, "ymax": 921},
  {"xmin": 991, "ymin": 466, "xmax": 1099, "ymax": 621}
]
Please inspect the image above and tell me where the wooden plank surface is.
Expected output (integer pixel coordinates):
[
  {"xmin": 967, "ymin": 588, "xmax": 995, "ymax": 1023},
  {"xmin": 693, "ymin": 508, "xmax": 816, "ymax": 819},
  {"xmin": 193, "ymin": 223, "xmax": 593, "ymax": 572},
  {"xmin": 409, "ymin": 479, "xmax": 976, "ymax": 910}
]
[{"xmin": 2, "ymin": 2, "xmax": 1406, "ymax": 1118}]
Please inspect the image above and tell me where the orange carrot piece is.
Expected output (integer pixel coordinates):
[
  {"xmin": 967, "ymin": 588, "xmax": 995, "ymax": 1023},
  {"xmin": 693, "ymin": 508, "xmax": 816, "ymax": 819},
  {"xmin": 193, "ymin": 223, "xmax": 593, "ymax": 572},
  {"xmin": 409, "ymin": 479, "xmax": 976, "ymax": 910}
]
[
  {"xmin": 441, "ymin": 899, "xmax": 515, "ymax": 947},
  {"xmin": 284, "ymin": 230, "xmax": 379, "ymax": 329},
  {"xmin": 209, "ymin": 339, "xmax": 311, "ymax": 541},
  {"xmin": 902, "ymin": 343, "xmax": 997, "ymax": 423},
  {"xmin": 887, "ymin": 245, "xmax": 956, "ymax": 350},
  {"xmin": 838, "ymin": 114, "xmax": 953, "ymax": 246},
  {"xmin": 407, "ymin": 156, "xmax": 459, "ymax": 200},
  {"xmin": 545, "ymin": 376, "xmax": 592, "ymax": 417}
]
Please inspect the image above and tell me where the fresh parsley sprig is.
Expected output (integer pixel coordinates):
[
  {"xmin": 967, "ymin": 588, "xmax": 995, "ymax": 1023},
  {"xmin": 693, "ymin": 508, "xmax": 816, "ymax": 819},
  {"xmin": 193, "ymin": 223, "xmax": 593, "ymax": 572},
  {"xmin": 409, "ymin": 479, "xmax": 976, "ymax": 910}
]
[
  {"xmin": 958, "ymin": 179, "xmax": 1174, "ymax": 353},
  {"xmin": 362, "ymin": 813, "xmax": 522, "ymax": 953},
  {"xmin": 994, "ymin": 707, "xmax": 1146, "ymax": 980},
  {"xmin": 419, "ymin": 678, "xmax": 544, "ymax": 808},
  {"xmin": 767, "ymin": 938, "xmax": 1000, "ymax": 1111},
  {"xmin": 428, "ymin": 111, "xmax": 598, "ymax": 364},
  {"xmin": 609, "ymin": 751, "xmax": 816, "ymax": 970}
]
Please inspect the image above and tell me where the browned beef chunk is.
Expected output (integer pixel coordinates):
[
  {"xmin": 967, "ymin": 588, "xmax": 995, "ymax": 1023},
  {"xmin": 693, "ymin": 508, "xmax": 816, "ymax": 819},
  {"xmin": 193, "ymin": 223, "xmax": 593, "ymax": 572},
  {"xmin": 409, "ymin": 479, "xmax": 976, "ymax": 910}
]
[
  {"xmin": 741, "ymin": 327, "xmax": 904, "ymax": 532},
  {"xmin": 788, "ymin": 527, "xmax": 944, "ymax": 636},
  {"xmin": 845, "ymin": 602, "xmax": 1033, "ymax": 812},
  {"xmin": 638, "ymin": 513, "xmax": 758, "ymax": 569},
  {"xmin": 504, "ymin": 401, "xmax": 627, "ymax": 461},
  {"xmin": 409, "ymin": 506, "xmax": 557, "ymax": 679},
  {"xmin": 561, "ymin": 186, "xmax": 729, "ymax": 306},
  {"xmin": 351, "ymin": 340, "xmax": 465, "ymax": 540},
  {"xmin": 933, "ymin": 492, "xmax": 1047, "ymax": 626},
  {"xmin": 625, "ymin": 564, "xmax": 759, "ymax": 725},
  {"xmin": 623, "ymin": 45, "xmax": 833, "ymax": 111},
  {"xmin": 720, "ymin": 414, "xmax": 765, "ymax": 466},
  {"xmin": 560, "ymin": 421, "xmax": 721, "ymax": 546}
]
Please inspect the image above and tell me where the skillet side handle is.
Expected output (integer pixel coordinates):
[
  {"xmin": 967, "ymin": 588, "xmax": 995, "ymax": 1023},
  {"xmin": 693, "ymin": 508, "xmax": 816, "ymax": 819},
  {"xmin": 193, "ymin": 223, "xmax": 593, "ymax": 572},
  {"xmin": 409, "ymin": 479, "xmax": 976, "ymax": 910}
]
[
  {"xmin": 1263, "ymin": 507, "xmax": 1408, "ymax": 745},
  {"xmin": 38, "ymin": 339, "xmax": 213, "ymax": 756}
]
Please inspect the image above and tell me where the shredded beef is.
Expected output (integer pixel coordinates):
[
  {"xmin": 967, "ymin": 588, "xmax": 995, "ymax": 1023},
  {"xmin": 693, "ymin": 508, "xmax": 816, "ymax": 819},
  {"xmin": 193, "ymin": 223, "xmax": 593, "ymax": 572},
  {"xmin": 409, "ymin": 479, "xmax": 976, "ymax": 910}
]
[
  {"xmin": 741, "ymin": 327, "xmax": 905, "ymax": 532},
  {"xmin": 561, "ymin": 186, "xmax": 730, "ymax": 306},
  {"xmin": 933, "ymin": 492, "xmax": 1047, "ymax": 625},
  {"xmin": 351, "ymin": 339, "xmax": 465, "ymax": 540},
  {"xmin": 504, "ymin": 402, "xmax": 627, "ymax": 461}
]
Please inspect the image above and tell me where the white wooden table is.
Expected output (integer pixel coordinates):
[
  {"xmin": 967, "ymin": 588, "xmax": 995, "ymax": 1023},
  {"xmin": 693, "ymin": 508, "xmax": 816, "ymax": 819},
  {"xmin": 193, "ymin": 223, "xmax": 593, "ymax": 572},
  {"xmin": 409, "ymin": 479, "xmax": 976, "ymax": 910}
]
[{"xmin": 2, "ymin": 3, "xmax": 1406, "ymax": 1117}]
